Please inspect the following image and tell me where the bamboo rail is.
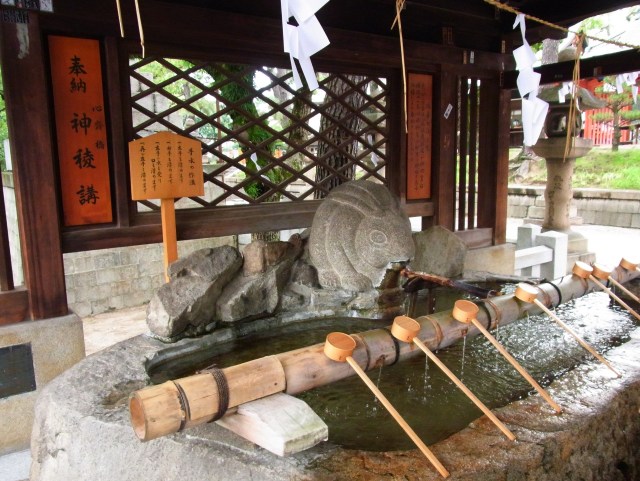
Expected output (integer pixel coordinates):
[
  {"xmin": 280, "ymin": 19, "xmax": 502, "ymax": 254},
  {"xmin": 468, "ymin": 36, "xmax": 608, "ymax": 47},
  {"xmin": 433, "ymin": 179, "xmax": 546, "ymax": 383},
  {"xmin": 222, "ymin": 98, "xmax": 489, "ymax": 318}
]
[{"xmin": 130, "ymin": 265, "xmax": 640, "ymax": 441}]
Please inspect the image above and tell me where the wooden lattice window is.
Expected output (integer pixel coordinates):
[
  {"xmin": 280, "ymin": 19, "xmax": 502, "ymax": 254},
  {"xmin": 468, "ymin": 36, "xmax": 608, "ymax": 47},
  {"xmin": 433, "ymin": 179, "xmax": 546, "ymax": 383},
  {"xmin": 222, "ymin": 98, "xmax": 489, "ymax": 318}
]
[
  {"xmin": 128, "ymin": 57, "xmax": 390, "ymax": 212},
  {"xmin": 456, "ymin": 76, "xmax": 481, "ymax": 231}
]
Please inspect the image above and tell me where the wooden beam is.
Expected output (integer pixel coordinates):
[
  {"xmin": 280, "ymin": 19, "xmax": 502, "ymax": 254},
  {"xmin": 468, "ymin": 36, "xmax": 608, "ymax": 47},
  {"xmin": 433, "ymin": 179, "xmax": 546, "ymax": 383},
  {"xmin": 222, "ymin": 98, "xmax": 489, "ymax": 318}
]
[
  {"xmin": 61, "ymin": 201, "xmax": 320, "ymax": 253},
  {"xmin": 0, "ymin": 288, "xmax": 29, "ymax": 325},
  {"xmin": 503, "ymin": 50, "xmax": 640, "ymax": 89},
  {"xmin": 477, "ymin": 77, "xmax": 509, "ymax": 244},
  {"xmin": 431, "ymin": 68, "xmax": 457, "ymax": 231},
  {"xmin": 1, "ymin": 15, "xmax": 68, "ymax": 320}
]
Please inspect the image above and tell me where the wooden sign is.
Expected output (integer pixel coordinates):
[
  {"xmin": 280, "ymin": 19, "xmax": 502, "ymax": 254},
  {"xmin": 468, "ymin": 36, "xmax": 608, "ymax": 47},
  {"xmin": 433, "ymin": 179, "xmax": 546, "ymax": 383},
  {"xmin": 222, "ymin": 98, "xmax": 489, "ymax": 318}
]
[
  {"xmin": 128, "ymin": 132, "xmax": 204, "ymax": 200},
  {"xmin": 129, "ymin": 132, "xmax": 203, "ymax": 280},
  {"xmin": 49, "ymin": 35, "xmax": 113, "ymax": 226},
  {"xmin": 406, "ymin": 73, "xmax": 433, "ymax": 201}
]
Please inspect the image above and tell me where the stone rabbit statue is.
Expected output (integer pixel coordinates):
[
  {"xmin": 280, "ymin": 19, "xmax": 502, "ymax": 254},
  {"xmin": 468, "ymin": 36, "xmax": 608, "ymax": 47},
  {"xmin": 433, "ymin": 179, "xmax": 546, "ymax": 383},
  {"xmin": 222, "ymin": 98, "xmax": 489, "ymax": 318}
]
[{"xmin": 309, "ymin": 180, "xmax": 415, "ymax": 291}]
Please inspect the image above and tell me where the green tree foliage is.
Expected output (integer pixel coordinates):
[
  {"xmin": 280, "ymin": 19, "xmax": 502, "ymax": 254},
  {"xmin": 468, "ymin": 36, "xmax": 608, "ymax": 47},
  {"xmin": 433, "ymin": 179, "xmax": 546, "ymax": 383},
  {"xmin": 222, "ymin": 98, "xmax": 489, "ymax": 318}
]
[
  {"xmin": 592, "ymin": 76, "xmax": 640, "ymax": 151},
  {"xmin": 0, "ymin": 68, "xmax": 8, "ymax": 171}
]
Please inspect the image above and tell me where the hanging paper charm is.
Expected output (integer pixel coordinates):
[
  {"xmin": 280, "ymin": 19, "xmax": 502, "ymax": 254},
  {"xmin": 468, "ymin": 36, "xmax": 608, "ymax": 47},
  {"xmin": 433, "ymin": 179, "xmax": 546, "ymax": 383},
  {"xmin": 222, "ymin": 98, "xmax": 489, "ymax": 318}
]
[
  {"xmin": 512, "ymin": 14, "xmax": 548, "ymax": 147},
  {"xmin": 281, "ymin": 0, "xmax": 331, "ymax": 91}
]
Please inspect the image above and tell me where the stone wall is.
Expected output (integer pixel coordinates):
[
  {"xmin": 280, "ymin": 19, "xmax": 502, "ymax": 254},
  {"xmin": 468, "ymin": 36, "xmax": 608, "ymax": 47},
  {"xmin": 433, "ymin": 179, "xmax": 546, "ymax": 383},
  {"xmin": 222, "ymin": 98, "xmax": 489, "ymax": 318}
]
[
  {"xmin": 63, "ymin": 236, "xmax": 236, "ymax": 317},
  {"xmin": 3, "ymin": 172, "xmax": 236, "ymax": 317},
  {"xmin": 508, "ymin": 185, "xmax": 640, "ymax": 228}
]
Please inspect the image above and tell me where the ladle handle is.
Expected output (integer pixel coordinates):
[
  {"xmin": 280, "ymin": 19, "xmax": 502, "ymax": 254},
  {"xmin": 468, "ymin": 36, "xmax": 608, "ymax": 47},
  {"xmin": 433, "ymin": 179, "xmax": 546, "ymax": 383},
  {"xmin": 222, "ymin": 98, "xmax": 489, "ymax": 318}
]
[
  {"xmin": 533, "ymin": 299, "xmax": 621, "ymax": 378},
  {"xmin": 589, "ymin": 276, "xmax": 640, "ymax": 322},
  {"xmin": 607, "ymin": 276, "xmax": 640, "ymax": 304},
  {"xmin": 412, "ymin": 338, "xmax": 516, "ymax": 441},
  {"xmin": 345, "ymin": 356, "xmax": 450, "ymax": 478},
  {"xmin": 469, "ymin": 319, "xmax": 563, "ymax": 414}
]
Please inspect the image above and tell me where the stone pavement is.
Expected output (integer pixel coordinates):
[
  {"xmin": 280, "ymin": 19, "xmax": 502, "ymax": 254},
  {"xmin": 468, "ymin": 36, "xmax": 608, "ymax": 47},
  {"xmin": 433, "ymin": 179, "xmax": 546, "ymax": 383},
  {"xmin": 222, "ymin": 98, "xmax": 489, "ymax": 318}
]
[{"xmin": 1, "ymin": 220, "xmax": 639, "ymax": 480}]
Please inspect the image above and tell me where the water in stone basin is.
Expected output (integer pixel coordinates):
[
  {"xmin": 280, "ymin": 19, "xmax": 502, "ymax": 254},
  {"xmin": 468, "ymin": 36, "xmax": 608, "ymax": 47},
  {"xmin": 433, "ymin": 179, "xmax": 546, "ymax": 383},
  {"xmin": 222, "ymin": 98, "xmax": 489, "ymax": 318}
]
[{"xmin": 147, "ymin": 290, "xmax": 637, "ymax": 452}]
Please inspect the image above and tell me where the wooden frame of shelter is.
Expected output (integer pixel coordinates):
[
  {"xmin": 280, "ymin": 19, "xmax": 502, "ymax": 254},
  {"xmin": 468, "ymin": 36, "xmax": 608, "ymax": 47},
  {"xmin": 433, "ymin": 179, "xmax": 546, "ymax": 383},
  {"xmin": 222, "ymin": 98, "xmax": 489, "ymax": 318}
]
[{"xmin": 1, "ymin": 0, "xmax": 639, "ymax": 326}]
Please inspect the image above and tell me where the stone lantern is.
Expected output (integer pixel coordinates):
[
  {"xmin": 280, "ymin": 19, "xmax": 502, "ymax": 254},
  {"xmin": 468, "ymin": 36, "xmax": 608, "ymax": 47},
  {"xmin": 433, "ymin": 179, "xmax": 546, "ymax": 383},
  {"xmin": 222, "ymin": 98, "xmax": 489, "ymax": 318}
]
[{"xmin": 532, "ymin": 87, "xmax": 605, "ymax": 256}]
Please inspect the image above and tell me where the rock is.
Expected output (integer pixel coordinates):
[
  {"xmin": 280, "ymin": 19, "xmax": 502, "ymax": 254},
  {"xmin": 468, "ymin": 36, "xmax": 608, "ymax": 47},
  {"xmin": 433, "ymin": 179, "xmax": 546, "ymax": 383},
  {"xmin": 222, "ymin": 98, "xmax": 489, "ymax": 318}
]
[
  {"xmin": 243, "ymin": 239, "xmax": 302, "ymax": 276},
  {"xmin": 217, "ymin": 243, "xmax": 301, "ymax": 323},
  {"xmin": 167, "ymin": 245, "xmax": 241, "ymax": 282},
  {"xmin": 146, "ymin": 246, "xmax": 242, "ymax": 338},
  {"xmin": 309, "ymin": 180, "xmax": 415, "ymax": 291},
  {"xmin": 412, "ymin": 226, "xmax": 467, "ymax": 278}
]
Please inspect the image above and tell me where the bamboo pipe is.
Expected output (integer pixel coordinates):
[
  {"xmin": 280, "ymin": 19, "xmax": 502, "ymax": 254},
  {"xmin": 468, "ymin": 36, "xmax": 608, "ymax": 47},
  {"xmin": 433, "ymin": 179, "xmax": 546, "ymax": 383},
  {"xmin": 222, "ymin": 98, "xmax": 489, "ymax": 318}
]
[
  {"xmin": 391, "ymin": 316, "xmax": 517, "ymax": 441},
  {"xmin": 514, "ymin": 283, "xmax": 621, "ymax": 377},
  {"xmin": 130, "ymin": 355, "xmax": 286, "ymax": 441},
  {"xmin": 324, "ymin": 332, "xmax": 450, "ymax": 478},
  {"xmin": 451, "ymin": 300, "xmax": 563, "ymax": 413},
  {"xmin": 130, "ymin": 267, "xmax": 640, "ymax": 441},
  {"xmin": 572, "ymin": 262, "xmax": 640, "ymax": 322}
]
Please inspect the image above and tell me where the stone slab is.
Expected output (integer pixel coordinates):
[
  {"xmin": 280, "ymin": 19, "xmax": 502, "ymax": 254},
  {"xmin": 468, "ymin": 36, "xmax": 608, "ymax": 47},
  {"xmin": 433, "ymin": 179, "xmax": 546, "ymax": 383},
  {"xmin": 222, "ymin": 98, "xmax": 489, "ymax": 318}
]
[
  {"xmin": 0, "ymin": 314, "xmax": 84, "ymax": 455},
  {"xmin": 463, "ymin": 244, "xmax": 515, "ymax": 276},
  {"xmin": 216, "ymin": 393, "xmax": 328, "ymax": 456}
]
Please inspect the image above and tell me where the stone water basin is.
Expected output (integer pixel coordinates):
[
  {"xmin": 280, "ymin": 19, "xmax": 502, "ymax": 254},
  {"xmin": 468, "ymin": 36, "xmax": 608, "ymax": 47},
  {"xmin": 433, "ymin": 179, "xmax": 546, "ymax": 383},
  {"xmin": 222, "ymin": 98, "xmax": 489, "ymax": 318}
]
[{"xmin": 31, "ymin": 290, "xmax": 640, "ymax": 481}]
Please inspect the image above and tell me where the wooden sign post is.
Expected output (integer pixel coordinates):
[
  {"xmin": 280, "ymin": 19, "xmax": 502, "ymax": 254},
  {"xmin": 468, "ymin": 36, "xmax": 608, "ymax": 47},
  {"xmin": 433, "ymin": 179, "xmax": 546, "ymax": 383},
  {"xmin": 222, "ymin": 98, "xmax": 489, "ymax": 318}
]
[{"xmin": 128, "ymin": 132, "xmax": 204, "ymax": 281}]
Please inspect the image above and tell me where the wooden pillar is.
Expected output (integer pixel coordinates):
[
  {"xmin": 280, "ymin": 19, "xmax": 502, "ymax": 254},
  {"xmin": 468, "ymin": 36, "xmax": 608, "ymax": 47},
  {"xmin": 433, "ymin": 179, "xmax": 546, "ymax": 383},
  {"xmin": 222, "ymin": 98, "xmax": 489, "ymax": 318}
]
[
  {"xmin": 431, "ymin": 67, "xmax": 457, "ymax": 231},
  {"xmin": 0, "ymin": 15, "xmax": 68, "ymax": 320},
  {"xmin": 477, "ymin": 78, "xmax": 509, "ymax": 244}
]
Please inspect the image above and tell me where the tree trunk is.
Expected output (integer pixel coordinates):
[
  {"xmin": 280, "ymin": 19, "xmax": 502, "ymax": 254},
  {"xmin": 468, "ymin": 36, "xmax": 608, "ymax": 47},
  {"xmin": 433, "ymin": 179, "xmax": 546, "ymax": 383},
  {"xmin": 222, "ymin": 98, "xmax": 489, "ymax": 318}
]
[
  {"xmin": 612, "ymin": 108, "xmax": 621, "ymax": 152},
  {"xmin": 287, "ymin": 92, "xmax": 313, "ymax": 170},
  {"xmin": 314, "ymin": 75, "xmax": 367, "ymax": 199}
]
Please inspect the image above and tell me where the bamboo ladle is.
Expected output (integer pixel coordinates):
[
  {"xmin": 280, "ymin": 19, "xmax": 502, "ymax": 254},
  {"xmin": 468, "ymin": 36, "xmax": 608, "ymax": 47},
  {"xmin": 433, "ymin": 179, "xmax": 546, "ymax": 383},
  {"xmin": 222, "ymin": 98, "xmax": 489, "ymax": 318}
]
[
  {"xmin": 324, "ymin": 332, "xmax": 450, "ymax": 478},
  {"xmin": 572, "ymin": 261, "xmax": 640, "ymax": 322},
  {"xmin": 613, "ymin": 259, "xmax": 640, "ymax": 303},
  {"xmin": 620, "ymin": 257, "xmax": 640, "ymax": 274},
  {"xmin": 514, "ymin": 283, "xmax": 621, "ymax": 377},
  {"xmin": 390, "ymin": 316, "xmax": 516, "ymax": 441},
  {"xmin": 451, "ymin": 300, "xmax": 563, "ymax": 414}
]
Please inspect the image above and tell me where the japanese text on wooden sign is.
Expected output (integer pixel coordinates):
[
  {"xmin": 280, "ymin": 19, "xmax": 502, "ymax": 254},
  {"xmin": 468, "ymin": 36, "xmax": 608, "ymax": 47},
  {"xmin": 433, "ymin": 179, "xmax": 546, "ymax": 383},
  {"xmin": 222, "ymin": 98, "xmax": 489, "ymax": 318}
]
[
  {"xmin": 128, "ymin": 132, "xmax": 204, "ymax": 200},
  {"xmin": 406, "ymin": 73, "xmax": 433, "ymax": 201},
  {"xmin": 48, "ymin": 35, "xmax": 113, "ymax": 226}
]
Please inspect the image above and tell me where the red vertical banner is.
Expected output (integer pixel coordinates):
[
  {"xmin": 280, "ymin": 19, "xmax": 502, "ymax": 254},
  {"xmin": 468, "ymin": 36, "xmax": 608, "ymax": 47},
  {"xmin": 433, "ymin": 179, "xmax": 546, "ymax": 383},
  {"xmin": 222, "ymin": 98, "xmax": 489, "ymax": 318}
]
[
  {"xmin": 407, "ymin": 73, "xmax": 433, "ymax": 201},
  {"xmin": 48, "ymin": 35, "xmax": 113, "ymax": 226}
]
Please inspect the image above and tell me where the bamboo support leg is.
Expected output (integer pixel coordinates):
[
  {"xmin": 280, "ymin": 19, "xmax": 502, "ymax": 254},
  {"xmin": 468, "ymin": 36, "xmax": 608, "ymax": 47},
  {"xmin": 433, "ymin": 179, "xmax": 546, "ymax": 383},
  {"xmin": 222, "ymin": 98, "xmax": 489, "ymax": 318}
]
[
  {"xmin": 589, "ymin": 276, "xmax": 640, "ymax": 322},
  {"xmin": 345, "ymin": 356, "xmax": 450, "ymax": 478},
  {"xmin": 470, "ymin": 318, "xmax": 563, "ymax": 413},
  {"xmin": 532, "ymin": 299, "xmax": 621, "ymax": 377},
  {"xmin": 412, "ymin": 338, "xmax": 516, "ymax": 441}
]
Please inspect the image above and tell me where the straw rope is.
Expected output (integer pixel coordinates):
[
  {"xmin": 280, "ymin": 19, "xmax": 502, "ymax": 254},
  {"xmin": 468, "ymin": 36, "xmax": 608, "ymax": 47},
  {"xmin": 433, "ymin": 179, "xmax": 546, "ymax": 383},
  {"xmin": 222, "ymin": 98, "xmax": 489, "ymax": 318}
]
[
  {"xmin": 134, "ymin": 0, "xmax": 146, "ymax": 57},
  {"xmin": 562, "ymin": 34, "xmax": 585, "ymax": 161},
  {"xmin": 392, "ymin": 0, "xmax": 408, "ymax": 133},
  {"xmin": 115, "ymin": 0, "xmax": 125, "ymax": 37},
  {"xmin": 484, "ymin": 0, "xmax": 640, "ymax": 51}
]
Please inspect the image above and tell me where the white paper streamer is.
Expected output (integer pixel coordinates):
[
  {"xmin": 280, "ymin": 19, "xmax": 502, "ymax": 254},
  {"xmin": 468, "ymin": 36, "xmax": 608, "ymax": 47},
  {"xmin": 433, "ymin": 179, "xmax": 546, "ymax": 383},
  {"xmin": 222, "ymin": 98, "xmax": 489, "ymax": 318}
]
[
  {"xmin": 512, "ymin": 15, "xmax": 547, "ymax": 147},
  {"xmin": 281, "ymin": 0, "xmax": 330, "ymax": 91},
  {"xmin": 615, "ymin": 72, "xmax": 640, "ymax": 103},
  {"xmin": 558, "ymin": 82, "xmax": 572, "ymax": 104}
]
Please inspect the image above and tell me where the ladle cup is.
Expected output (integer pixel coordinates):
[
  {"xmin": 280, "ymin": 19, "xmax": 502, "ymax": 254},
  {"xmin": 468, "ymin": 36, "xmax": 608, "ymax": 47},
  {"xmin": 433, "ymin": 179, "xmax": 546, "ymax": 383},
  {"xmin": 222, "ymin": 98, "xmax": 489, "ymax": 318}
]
[
  {"xmin": 452, "ymin": 300, "xmax": 563, "ymax": 413},
  {"xmin": 572, "ymin": 261, "xmax": 640, "ymax": 322},
  {"xmin": 391, "ymin": 316, "xmax": 516, "ymax": 441},
  {"xmin": 514, "ymin": 283, "xmax": 621, "ymax": 377},
  {"xmin": 619, "ymin": 258, "xmax": 640, "ymax": 273},
  {"xmin": 324, "ymin": 332, "xmax": 450, "ymax": 478}
]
